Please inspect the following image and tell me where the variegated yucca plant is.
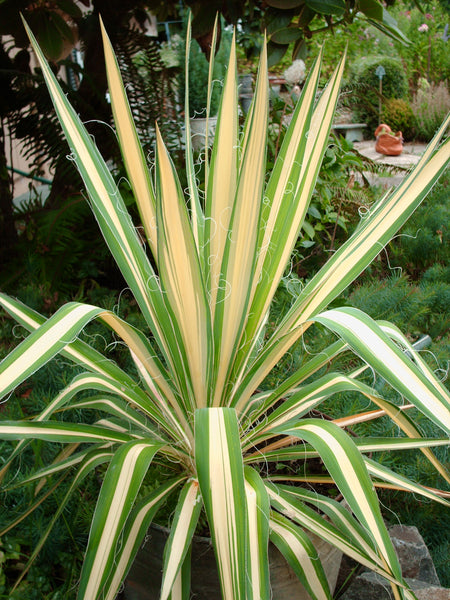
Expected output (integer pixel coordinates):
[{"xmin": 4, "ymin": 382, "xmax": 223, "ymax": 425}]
[{"xmin": 1, "ymin": 15, "xmax": 449, "ymax": 600}]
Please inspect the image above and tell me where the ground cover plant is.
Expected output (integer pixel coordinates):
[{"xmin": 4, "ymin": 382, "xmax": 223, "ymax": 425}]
[{"xmin": 0, "ymin": 15, "xmax": 449, "ymax": 600}]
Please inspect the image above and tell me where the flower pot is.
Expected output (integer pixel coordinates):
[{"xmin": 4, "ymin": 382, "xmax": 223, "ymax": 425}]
[
  {"xmin": 374, "ymin": 124, "xmax": 404, "ymax": 156},
  {"xmin": 189, "ymin": 116, "xmax": 218, "ymax": 152},
  {"xmin": 123, "ymin": 523, "xmax": 342, "ymax": 600}
]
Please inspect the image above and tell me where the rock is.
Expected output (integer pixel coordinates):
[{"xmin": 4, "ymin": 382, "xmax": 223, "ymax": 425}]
[
  {"xmin": 340, "ymin": 573, "xmax": 450, "ymax": 600},
  {"xmin": 340, "ymin": 571, "xmax": 393, "ymax": 599},
  {"xmin": 339, "ymin": 525, "xmax": 450, "ymax": 600},
  {"xmin": 388, "ymin": 524, "xmax": 440, "ymax": 585},
  {"xmin": 405, "ymin": 578, "xmax": 450, "ymax": 600}
]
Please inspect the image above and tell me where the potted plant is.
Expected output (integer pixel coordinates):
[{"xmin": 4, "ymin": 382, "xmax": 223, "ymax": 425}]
[{"xmin": 0, "ymin": 14, "xmax": 449, "ymax": 600}]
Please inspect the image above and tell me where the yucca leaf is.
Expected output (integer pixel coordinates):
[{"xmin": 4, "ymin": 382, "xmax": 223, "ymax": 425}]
[
  {"xmin": 341, "ymin": 389, "xmax": 449, "ymax": 484},
  {"xmin": 167, "ymin": 548, "xmax": 192, "ymax": 600},
  {"xmin": 23, "ymin": 19, "xmax": 177, "ymax": 363},
  {"xmin": 243, "ymin": 372, "xmax": 385, "ymax": 449},
  {"xmin": 266, "ymin": 483, "xmax": 401, "ymax": 581},
  {"xmin": 183, "ymin": 14, "xmax": 205, "ymax": 253},
  {"xmin": 0, "ymin": 420, "xmax": 133, "ymax": 444},
  {"xmin": 274, "ymin": 419, "xmax": 403, "ymax": 581},
  {"xmin": 253, "ymin": 436, "xmax": 450, "ymax": 465},
  {"xmin": 243, "ymin": 52, "xmax": 346, "ymax": 359},
  {"xmin": 40, "ymin": 372, "xmax": 163, "ymax": 424},
  {"xmin": 379, "ymin": 320, "xmax": 450, "ymax": 401},
  {"xmin": 100, "ymin": 18, "xmax": 157, "ymax": 256},
  {"xmin": 100, "ymin": 477, "xmax": 184, "ymax": 600},
  {"xmin": 160, "ymin": 480, "xmax": 202, "ymax": 600},
  {"xmin": 275, "ymin": 484, "xmax": 378, "ymax": 552},
  {"xmin": 49, "ymin": 371, "xmax": 189, "ymax": 447},
  {"xmin": 244, "ymin": 467, "xmax": 270, "ymax": 600},
  {"xmin": 211, "ymin": 43, "xmax": 268, "ymax": 406},
  {"xmin": 195, "ymin": 408, "xmax": 247, "ymax": 599},
  {"xmin": 67, "ymin": 395, "xmax": 163, "ymax": 436},
  {"xmin": 0, "ymin": 293, "xmax": 147, "ymax": 390},
  {"xmin": 205, "ymin": 33, "xmax": 239, "ymax": 312},
  {"xmin": 0, "ymin": 301, "xmax": 105, "ymax": 401},
  {"xmin": 155, "ymin": 126, "xmax": 212, "ymax": 410},
  {"xmin": 364, "ymin": 458, "xmax": 450, "ymax": 505},
  {"xmin": 314, "ymin": 307, "xmax": 450, "ymax": 434},
  {"xmin": 270, "ymin": 511, "xmax": 332, "ymax": 600},
  {"xmin": 240, "ymin": 119, "xmax": 450, "ymax": 403},
  {"xmin": 280, "ymin": 116, "xmax": 450, "ymax": 330},
  {"xmin": 77, "ymin": 439, "xmax": 162, "ymax": 599},
  {"xmin": 235, "ymin": 341, "xmax": 348, "ymax": 422},
  {"xmin": 5, "ymin": 446, "xmax": 112, "ymax": 490}
]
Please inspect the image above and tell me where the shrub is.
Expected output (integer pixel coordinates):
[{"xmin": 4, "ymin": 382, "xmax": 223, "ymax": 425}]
[
  {"xmin": 347, "ymin": 55, "xmax": 408, "ymax": 134},
  {"xmin": 388, "ymin": 174, "xmax": 450, "ymax": 277},
  {"xmin": 381, "ymin": 98, "xmax": 415, "ymax": 141},
  {"xmin": 412, "ymin": 79, "xmax": 450, "ymax": 141}
]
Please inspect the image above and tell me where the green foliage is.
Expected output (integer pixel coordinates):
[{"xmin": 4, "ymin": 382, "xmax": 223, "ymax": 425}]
[
  {"xmin": 381, "ymin": 97, "xmax": 415, "ymax": 140},
  {"xmin": 1, "ymin": 191, "xmax": 126, "ymax": 298},
  {"xmin": 388, "ymin": 174, "xmax": 450, "ymax": 276},
  {"xmin": 389, "ymin": 1, "xmax": 450, "ymax": 88},
  {"xmin": 348, "ymin": 273, "xmax": 450, "ymax": 340},
  {"xmin": 412, "ymin": 80, "xmax": 450, "ymax": 141},
  {"xmin": 267, "ymin": 94, "xmax": 378, "ymax": 275},
  {"xmin": 179, "ymin": 24, "xmax": 232, "ymax": 118},
  {"xmin": 347, "ymin": 55, "xmax": 409, "ymax": 133}
]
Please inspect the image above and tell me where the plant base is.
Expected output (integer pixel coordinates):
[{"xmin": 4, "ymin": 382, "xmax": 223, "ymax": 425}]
[{"xmin": 124, "ymin": 523, "xmax": 342, "ymax": 600}]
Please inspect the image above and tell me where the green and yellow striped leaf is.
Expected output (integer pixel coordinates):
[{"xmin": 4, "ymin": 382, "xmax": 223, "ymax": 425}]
[
  {"xmin": 270, "ymin": 511, "xmax": 332, "ymax": 600},
  {"xmin": 266, "ymin": 483, "xmax": 402, "ymax": 582},
  {"xmin": 273, "ymin": 419, "xmax": 403, "ymax": 582},
  {"xmin": 243, "ymin": 52, "xmax": 346, "ymax": 359},
  {"xmin": 155, "ymin": 127, "xmax": 212, "ymax": 410},
  {"xmin": 100, "ymin": 477, "xmax": 184, "ymax": 600},
  {"xmin": 100, "ymin": 18, "xmax": 157, "ymax": 256},
  {"xmin": 23, "ymin": 19, "xmax": 178, "ymax": 363},
  {"xmin": 0, "ymin": 293, "xmax": 148, "ymax": 390},
  {"xmin": 0, "ymin": 420, "xmax": 133, "ymax": 444},
  {"xmin": 211, "ymin": 44, "xmax": 268, "ymax": 406},
  {"xmin": 244, "ymin": 467, "xmax": 270, "ymax": 600},
  {"xmin": 0, "ymin": 301, "xmax": 104, "ymax": 401},
  {"xmin": 314, "ymin": 307, "xmax": 450, "ymax": 434},
  {"xmin": 160, "ymin": 480, "xmax": 202, "ymax": 600},
  {"xmin": 195, "ymin": 408, "xmax": 247, "ymax": 599},
  {"xmin": 204, "ymin": 32, "xmax": 239, "ymax": 311},
  {"xmin": 243, "ymin": 372, "xmax": 385, "ymax": 449},
  {"xmin": 77, "ymin": 439, "xmax": 163, "ymax": 599}
]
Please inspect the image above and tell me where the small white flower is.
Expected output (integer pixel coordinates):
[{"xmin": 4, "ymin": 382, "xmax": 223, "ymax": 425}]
[
  {"xmin": 418, "ymin": 23, "xmax": 429, "ymax": 32},
  {"xmin": 283, "ymin": 59, "xmax": 306, "ymax": 85}
]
